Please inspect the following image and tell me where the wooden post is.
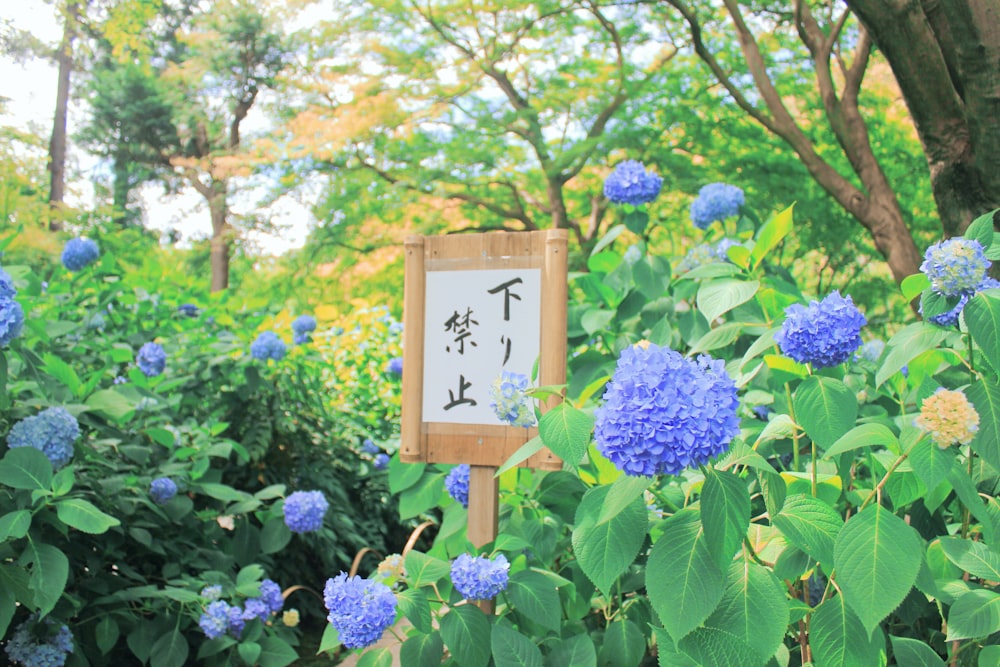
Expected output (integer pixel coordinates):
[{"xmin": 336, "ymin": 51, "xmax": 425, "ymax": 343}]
[{"xmin": 467, "ymin": 465, "xmax": 499, "ymax": 614}]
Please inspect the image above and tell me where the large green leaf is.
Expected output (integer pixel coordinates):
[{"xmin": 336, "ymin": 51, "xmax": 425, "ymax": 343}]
[
  {"xmin": 0, "ymin": 583, "xmax": 13, "ymax": 640},
  {"xmin": 404, "ymin": 551, "xmax": 452, "ymax": 589},
  {"xmin": 599, "ymin": 474, "xmax": 652, "ymax": 524},
  {"xmin": 572, "ymin": 484, "xmax": 646, "ymax": 596},
  {"xmin": 400, "ymin": 632, "xmax": 443, "ymax": 667},
  {"xmin": 966, "ymin": 291, "xmax": 1000, "ymax": 374},
  {"xmin": 876, "ymin": 323, "xmax": 948, "ymax": 387},
  {"xmin": 793, "ymin": 376, "xmax": 856, "ymax": 450},
  {"xmin": 597, "ymin": 619, "xmax": 645, "ymax": 667},
  {"xmin": 889, "ymin": 636, "xmax": 945, "ymax": 667},
  {"xmin": 548, "ymin": 634, "xmax": 597, "ymax": 667},
  {"xmin": 257, "ymin": 638, "xmax": 299, "ymax": 667},
  {"xmin": 22, "ymin": 541, "xmax": 68, "ymax": 615},
  {"xmin": 0, "ymin": 510, "xmax": 31, "ymax": 541},
  {"xmin": 538, "ymin": 403, "xmax": 594, "ymax": 469},
  {"xmin": 772, "ymin": 493, "xmax": 842, "ymax": 569},
  {"xmin": 938, "ymin": 537, "xmax": 1000, "ymax": 581},
  {"xmin": 696, "ymin": 279, "xmax": 760, "ymax": 324},
  {"xmin": 507, "ymin": 570, "xmax": 560, "ymax": 632},
  {"xmin": 750, "ymin": 204, "xmax": 794, "ymax": 270},
  {"xmin": 967, "ymin": 378, "xmax": 1000, "ymax": 472},
  {"xmin": 86, "ymin": 388, "xmax": 136, "ymax": 422},
  {"xmin": 150, "ymin": 629, "xmax": 189, "ymax": 667},
  {"xmin": 0, "ymin": 447, "xmax": 53, "ymax": 491},
  {"xmin": 652, "ymin": 628, "xmax": 700, "ymax": 667},
  {"xmin": 946, "ymin": 589, "xmax": 1000, "ymax": 641},
  {"xmin": 810, "ymin": 595, "xmax": 885, "ymax": 667},
  {"xmin": 396, "ymin": 588, "xmax": 432, "ymax": 633},
  {"xmin": 356, "ymin": 648, "xmax": 392, "ymax": 667},
  {"xmin": 647, "ymin": 508, "xmax": 725, "ymax": 642},
  {"xmin": 824, "ymin": 423, "xmax": 899, "ymax": 459},
  {"xmin": 833, "ymin": 505, "xmax": 923, "ymax": 634},
  {"xmin": 55, "ymin": 499, "xmax": 120, "ymax": 534},
  {"xmin": 440, "ymin": 604, "xmax": 490, "ymax": 667},
  {"xmin": 491, "ymin": 623, "xmax": 543, "ymax": 667},
  {"xmin": 908, "ymin": 436, "xmax": 956, "ymax": 491},
  {"xmin": 701, "ymin": 468, "xmax": 751, "ymax": 570}
]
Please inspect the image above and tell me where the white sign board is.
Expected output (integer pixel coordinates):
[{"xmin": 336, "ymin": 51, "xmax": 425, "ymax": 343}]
[{"xmin": 422, "ymin": 268, "xmax": 541, "ymax": 424}]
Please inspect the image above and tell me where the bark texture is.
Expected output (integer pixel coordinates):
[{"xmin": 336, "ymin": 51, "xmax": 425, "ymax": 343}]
[{"xmin": 47, "ymin": 1, "xmax": 80, "ymax": 231}]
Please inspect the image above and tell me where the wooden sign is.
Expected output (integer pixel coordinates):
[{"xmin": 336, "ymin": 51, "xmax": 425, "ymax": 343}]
[{"xmin": 400, "ymin": 230, "xmax": 567, "ymax": 470}]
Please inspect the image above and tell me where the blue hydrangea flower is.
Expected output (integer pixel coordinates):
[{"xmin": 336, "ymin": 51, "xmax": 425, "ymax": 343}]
[
  {"xmin": 361, "ymin": 439, "xmax": 380, "ymax": 454},
  {"xmin": 283, "ymin": 490, "xmax": 329, "ymax": 533},
  {"xmin": 292, "ymin": 315, "xmax": 316, "ymax": 344},
  {"xmin": 177, "ymin": 303, "xmax": 199, "ymax": 317},
  {"xmin": 676, "ymin": 243, "xmax": 720, "ymax": 274},
  {"xmin": 250, "ymin": 331, "xmax": 287, "ymax": 361},
  {"xmin": 199, "ymin": 600, "xmax": 231, "ymax": 639},
  {"xmin": 386, "ymin": 357, "xmax": 403, "ymax": 375},
  {"xmin": 259, "ymin": 579, "xmax": 284, "ymax": 614},
  {"xmin": 226, "ymin": 606, "xmax": 246, "ymax": 638},
  {"xmin": 926, "ymin": 277, "xmax": 1000, "ymax": 327},
  {"xmin": 594, "ymin": 343, "xmax": 740, "ymax": 477},
  {"xmin": 603, "ymin": 160, "xmax": 663, "ymax": 206},
  {"xmin": 374, "ymin": 453, "xmax": 390, "ymax": 470},
  {"xmin": 243, "ymin": 598, "xmax": 270, "ymax": 622},
  {"xmin": 450, "ymin": 553, "xmax": 510, "ymax": 600},
  {"xmin": 200, "ymin": 585, "xmax": 223, "ymax": 600},
  {"xmin": 0, "ymin": 266, "xmax": 15, "ymax": 298},
  {"xmin": 150, "ymin": 477, "xmax": 177, "ymax": 505},
  {"xmin": 323, "ymin": 573, "xmax": 397, "ymax": 649},
  {"xmin": 7, "ymin": 407, "xmax": 80, "ymax": 469},
  {"xmin": 488, "ymin": 371, "xmax": 536, "ymax": 427},
  {"xmin": 920, "ymin": 238, "xmax": 990, "ymax": 298},
  {"xmin": 690, "ymin": 183, "xmax": 745, "ymax": 229},
  {"xmin": 0, "ymin": 295, "xmax": 24, "ymax": 347},
  {"xmin": 61, "ymin": 237, "xmax": 100, "ymax": 271},
  {"xmin": 715, "ymin": 238, "xmax": 743, "ymax": 262},
  {"xmin": 775, "ymin": 291, "xmax": 867, "ymax": 368},
  {"xmin": 136, "ymin": 342, "xmax": 167, "ymax": 377},
  {"xmin": 855, "ymin": 339, "xmax": 885, "ymax": 363},
  {"xmin": 445, "ymin": 464, "xmax": 470, "ymax": 508},
  {"xmin": 3, "ymin": 614, "xmax": 74, "ymax": 667}
]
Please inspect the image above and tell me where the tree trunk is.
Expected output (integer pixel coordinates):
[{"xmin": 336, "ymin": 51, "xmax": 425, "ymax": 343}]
[
  {"xmin": 47, "ymin": 0, "xmax": 79, "ymax": 231},
  {"xmin": 208, "ymin": 187, "xmax": 230, "ymax": 292}
]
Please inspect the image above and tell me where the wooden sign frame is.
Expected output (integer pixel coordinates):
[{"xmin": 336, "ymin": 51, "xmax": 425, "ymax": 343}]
[{"xmin": 400, "ymin": 229, "xmax": 567, "ymax": 470}]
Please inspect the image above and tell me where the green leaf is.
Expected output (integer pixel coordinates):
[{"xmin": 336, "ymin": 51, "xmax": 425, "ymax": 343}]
[
  {"xmin": 22, "ymin": 541, "xmax": 68, "ymax": 615},
  {"xmin": 900, "ymin": 273, "xmax": 931, "ymax": 302},
  {"xmin": 689, "ymin": 322, "xmax": 744, "ymax": 355},
  {"xmin": 599, "ymin": 474, "xmax": 652, "ymax": 524},
  {"xmin": 750, "ymin": 204, "xmax": 794, "ymax": 270},
  {"xmin": 582, "ymin": 308, "xmax": 615, "ymax": 336},
  {"xmin": 889, "ymin": 635, "xmax": 945, "ymax": 666},
  {"xmin": 86, "ymin": 389, "xmax": 136, "ymax": 421},
  {"xmin": 948, "ymin": 466, "xmax": 999, "ymax": 544},
  {"xmin": 696, "ymin": 279, "xmax": 760, "ymax": 324},
  {"xmin": 756, "ymin": 468, "xmax": 787, "ymax": 518},
  {"xmin": 405, "ymin": 551, "xmax": 452, "ymax": 589},
  {"xmin": 547, "ymin": 634, "xmax": 597, "ymax": 667},
  {"xmin": 400, "ymin": 632, "xmax": 444, "ymax": 667},
  {"xmin": 356, "ymin": 648, "xmax": 393, "ymax": 667},
  {"xmin": 55, "ymin": 499, "xmax": 120, "ymax": 534},
  {"xmin": 877, "ymin": 323, "xmax": 948, "ymax": 387},
  {"xmin": 978, "ymin": 645, "xmax": 1000, "ymax": 666},
  {"xmin": 0, "ymin": 510, "xmax": 31, "ymax": 541},
  {"xmin": 41, "ymin": 353, "xmax": 81, "ymax": 394},
  {"xmin": 572, "ymin": 484, "xmax": 646, "ymax": 595},
  {"xmin": 824, "ymin": 423, "xmax": 899, "ymax": 459},
  {"xmin": 238, "ymin": 642, "xmax": 262, "ymax": 666},
  {"xmin": 938, "ymin": 537, "xmax": 1000, "ymax": 581},
  {"xmin": 538, "ymin": 403, "xmax": 594, "ymax": 469},
  {"xmin": 260, "ymin": 518, "xmax": 292, "ymax": 554},
  {"xmin": 967, "ymin": 378, "xmax": 1000, "ymax": 472},
  {"xmin": 793, "ymin": 376, "xmax": 857, "ymax": 450},
  {"xmin": 647, "ymin": 508, "xmax": 725, "ymax": 642},
  {"xmin": 95, "ymin": 616, "xmax": 120, "ymax": 656},
  {"xmin": 507, "ymin": 570, "xmax": 560, "ymax": 632},
  {"xmin": 810, "ymin": 595, "xmax": 885, "ymax": 667},
  {"xmin": 440, "ymin": 604, "xmax": 490, "ymax": 667},
  {"xmin": 0, "ymin": 447, "xmax": 54, "ymax": 490},
  {"xmin": 591, "ymin": 224, "xmax": 627, "ymax": 256},
  {"xmin": 491, "ymin": 622, "xmax": 543, "ymax": 667},
  {"xmin": 755, "ymin": 413, "xmax": 797, "ymax": 446},
  {"xmin": 198, "ymin": 483, "xmax": 251, "ymax": 503},
  {"xmin": 317, "ymin": 624, "xmax": 340, "ymax": 654},
  {"xmin": 496, "ymin": 435, "xmax": 544, "ymax": 475},
  {"xmin": 388, "ymin": 457, "xmax": 425, "ymax": 494},
  {"xmin": 396, "ymin": 588, "xmax": 432, "ymax": 633},
  {"xmin": 652, "ymin": 628, "xmax": 699, "ymax": 667},
  {"xmin": 397, "ymin": 473, "xmax": 444, "ymax": 520},
  {"xmin": 946, "ymin": 589, "xmax": 1000, "ymax": 640},
  {"xmin": 623, "ymin": 210, "xmax": 649, "ymax": 235},
  {"xmin": 772, "ymin": 493, "xmax": 842, "ymax": 569},
  {"xmin": 0, "ymin": 584, "xmax": 14, "ymax": 640},
  {"xmin": 597, "ymin": 619, "xmax": 645, "ymax": 667},
  {"xmin": 834, "ymin": 505, "xmax": 924, "ymax": 634},
  {"xmin": 964, "ymin": 210, "xmax": 996, "ymax": 248},
  {"xmin": 150, "ymin": 629, "xmax": 189, "ymax": 667},
  {"xmin": 908, "ymin": 436, "xmax": 956, "ymax": 491},
  {"xmin": 966, "ymin": 292, "xmax": 1000, "ymax": 374},
  {"xmin": 701, "ymin": 468, "xmax": 750, "ymax": 570}
]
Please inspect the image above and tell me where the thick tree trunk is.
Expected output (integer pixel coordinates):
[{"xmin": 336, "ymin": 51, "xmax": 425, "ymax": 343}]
[
  {"xmin": 47, "ymin": 0, "xmax": 79, "ymax": 231},
  {"xmin": 846, "ymin": 0, "xmax": 1000, "ymax": 236},
  {"xmin": 208, "ymin": 189, "xmax": 230, "ymax": 292}
]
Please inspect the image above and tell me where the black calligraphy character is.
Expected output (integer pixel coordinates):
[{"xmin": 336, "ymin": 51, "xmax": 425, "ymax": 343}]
[
  {"xmin": 443, "ymin": 307, "xmax": 478, "ymax": 354},
  {"xmin": 487, "ymin": 278, "xmax": 523, "ymax": 321},
  {"xmin": 444, "ymin": 374, "xmax": 477, "ymax": 410},
  {"xmin": 500, "ymin": 335, "xmax": 512, "ymax": 365}
]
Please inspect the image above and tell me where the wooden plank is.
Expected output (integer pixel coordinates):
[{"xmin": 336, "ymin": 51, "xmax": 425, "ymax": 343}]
[
  {"xmin": 467, "ymin": 464, "xmax": 499, "ymax": 614},
  {"xmin": 400, "ymin": 235, "xmax": 426, "ymax": 463}
]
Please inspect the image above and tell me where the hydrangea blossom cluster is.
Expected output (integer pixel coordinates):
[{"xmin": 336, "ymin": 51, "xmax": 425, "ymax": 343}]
[
  {"xmin": 323, "ymin": 573, "xmax": 397, "ymax": 649},
  {"xmin": 926, "ymin": 277, "xmax": 1000, "ymax": 327},
  {"xmin": 920, "ymin": 238, "xmax": 990, "ymax": 298},
  {"xmin": 361, "ymin": 439, "xmax": 380, "ymax": 454},
  {"xmin": 450, "ymin": 553, "xmax": 510, "ymax": 600},
  {"xmin": 594, "ymin": 343, "xmax": 740, "ymax": 477},
  {"xmin": 915, "ymin": 388, "xmax": 980, "ymax": 448},
  {"xmin": 7, "ymin": 407, "xmax": 80, "ymax": 469},
  {"xmin": 258, "ymin": 579, "xmax": 285, "ymax": 616},
  {"xmin": 3, "ymin": 614, "xmax": 74, "ymax": 667},
  {"xmin": 385, "ymin": 356, "xmax": 403, "ymax": 376},
  {"xmin": 488, "ymin": 371, "xmax": 536, "ymax": 427},
  {"xmin": 376, "ymin": 554, "xmax": 406, "ymax": 582},
  {"xmin": 445, "ymin": 464, "xmax": 470, "ymax": 508},
  {"xmin": 715, "ymin": 238, "xmax": 742, "ymax": 262},
  {"xmin": 690, "ymin": 183, "xmax": 745, "ymax": 229},
  {"xmin": 374, "ymin": 453, "xmax": 390, "ymax": 470},
  {"xmin": 198, "ymin": 601, "xmax": 233, "ymax": 639},
  {"xmin": 282, "ymin": 609, "xmax": 300, "ymax": 627},
  {"xmin": 0, "ymin": 265, "xmax": 25, "ymax": 347},
  {"xmin": 250, "ymin": 331, "xmax": 286, "ymax": 361},
  {"xmin": 283, "ymin": 490, "xmax": 329, "ymax": 533},
  {"xmin": 61, "ymin": 237, "xmax": 100, "ymax": 271},
  {"xmin": 177, "ymin": 303, "xmax": 199, "ymax": 317},
  {"xmin": 603, "ymin": 160, "xmax": 663, "ymax": 206},
  {"xmin": 150, "ymin": 477, "xmax": 177, "ymax": 505},
  {"xmin": 775, "ymin": 291, "xmax": 866, "ymax": 368},
  {"xmin": 136, "ymin": 342, "xmax": 167, "ymax": 377},
  {"xmin": 200, "ymin": 585, "xmax": 223, "ymax": 600},
  {"xmin": 676, "ymin": 243, "xmax": 719, "ymax": 274},
  {"xmin": 855, "ymin": 339, "xmax": 885, "ymax": 363},
  {"xmin": 291, "ymin": 315, "xmax": 316, "ymax": 344}
]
